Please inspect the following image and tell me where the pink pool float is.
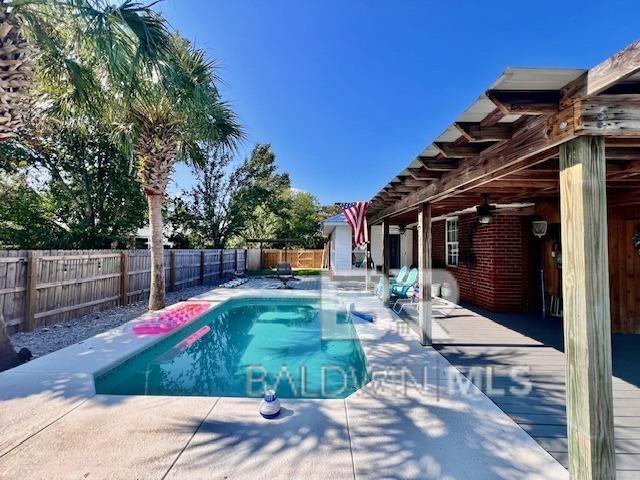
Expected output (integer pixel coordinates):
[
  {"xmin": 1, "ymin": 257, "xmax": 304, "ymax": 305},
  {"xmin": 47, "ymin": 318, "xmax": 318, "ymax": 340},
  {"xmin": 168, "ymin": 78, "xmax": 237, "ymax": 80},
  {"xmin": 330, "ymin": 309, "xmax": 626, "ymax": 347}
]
[{"xmin": 133, "ymin": 302, "xmax": 211, "ymax": 334}]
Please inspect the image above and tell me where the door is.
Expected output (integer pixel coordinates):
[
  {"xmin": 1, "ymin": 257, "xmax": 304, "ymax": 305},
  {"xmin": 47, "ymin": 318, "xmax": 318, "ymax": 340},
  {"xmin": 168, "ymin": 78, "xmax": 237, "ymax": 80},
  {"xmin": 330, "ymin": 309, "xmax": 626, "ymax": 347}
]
[{"xmin": 389, "ymin": 234, "xmax": 401, "ymax": 269}]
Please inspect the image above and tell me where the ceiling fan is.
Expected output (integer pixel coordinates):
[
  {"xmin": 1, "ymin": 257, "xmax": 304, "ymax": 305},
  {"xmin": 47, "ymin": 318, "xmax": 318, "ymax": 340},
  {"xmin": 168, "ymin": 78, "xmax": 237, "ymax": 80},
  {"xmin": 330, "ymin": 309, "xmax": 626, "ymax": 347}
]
[{"xmin": 476, "ymin": 193, "xmax": 497, "ymax": 224}]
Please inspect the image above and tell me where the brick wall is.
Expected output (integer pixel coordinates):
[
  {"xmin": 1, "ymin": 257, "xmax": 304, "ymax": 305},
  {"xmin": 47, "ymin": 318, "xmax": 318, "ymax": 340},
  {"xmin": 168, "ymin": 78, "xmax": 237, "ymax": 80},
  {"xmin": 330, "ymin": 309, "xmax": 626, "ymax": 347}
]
[{"xmin": 432, "ymin": 213, "xmax": 527, "ymax": 312}]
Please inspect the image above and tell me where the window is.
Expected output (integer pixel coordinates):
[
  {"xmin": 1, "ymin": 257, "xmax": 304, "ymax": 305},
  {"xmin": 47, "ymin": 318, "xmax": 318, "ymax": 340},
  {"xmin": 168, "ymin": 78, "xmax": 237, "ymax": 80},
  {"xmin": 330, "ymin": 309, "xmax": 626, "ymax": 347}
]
[{"xmin": 446, "ymin": 217, "xmax": 459, "ymax": 266}]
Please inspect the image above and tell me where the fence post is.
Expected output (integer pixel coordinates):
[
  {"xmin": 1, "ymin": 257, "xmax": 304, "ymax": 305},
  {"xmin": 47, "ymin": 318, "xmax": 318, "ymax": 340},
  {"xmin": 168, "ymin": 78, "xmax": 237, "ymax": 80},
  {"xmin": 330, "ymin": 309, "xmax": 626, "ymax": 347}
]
[
  {"xmin": 120, "ymin": 252, "xmax": 129, "ymax": 306},
  {"xmin": 234, "ymin": 249, "xmax": 238, "ymax": 273},
  {"xmin": 219, "ymin": 249, "xmax": 225, "ymax": 278},
  {"xmin": 24, "ymin": 251, "xmax": 38, "ymax": 331},
  {"xmin": 169, "ymin": 250, "xmax": 176, "ymax": 292},
  {"xmin": 200, "ymin": 250, "xmax": 205, "ymax": 285},
  {"xmin": 244, "ymin": 249, "xmax": 248, "ymax": 273}
]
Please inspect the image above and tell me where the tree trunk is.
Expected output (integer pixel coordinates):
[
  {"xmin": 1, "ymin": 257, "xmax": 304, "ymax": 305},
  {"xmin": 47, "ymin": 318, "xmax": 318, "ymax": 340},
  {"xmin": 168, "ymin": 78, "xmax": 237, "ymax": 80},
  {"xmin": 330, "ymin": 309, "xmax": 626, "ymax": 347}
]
[
  {"xmin": 0, "ymin": 316, "xmax": 20, "ymax": 372},
  {"xmin": 147, "ymin": 193, "xmax": 166, "ymax": 310},
  {"xmin": 0, "ymin": 4, "xmax": 32, "ymax": 141}
]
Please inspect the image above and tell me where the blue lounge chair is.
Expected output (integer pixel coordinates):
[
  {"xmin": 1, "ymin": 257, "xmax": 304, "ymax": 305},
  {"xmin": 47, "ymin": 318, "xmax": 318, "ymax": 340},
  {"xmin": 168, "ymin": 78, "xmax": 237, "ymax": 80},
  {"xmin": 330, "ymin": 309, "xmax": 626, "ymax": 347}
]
[
  {"xmin": 391, "ymin": 268, "xmax": 418, "ymax": 298},
  {"xmin": 375, "ymin": 266, "xmax": 409, "ymax": 297},
  {"xmin": 392, "ymin": 285, "xmax": 419, "ymax": 313}
]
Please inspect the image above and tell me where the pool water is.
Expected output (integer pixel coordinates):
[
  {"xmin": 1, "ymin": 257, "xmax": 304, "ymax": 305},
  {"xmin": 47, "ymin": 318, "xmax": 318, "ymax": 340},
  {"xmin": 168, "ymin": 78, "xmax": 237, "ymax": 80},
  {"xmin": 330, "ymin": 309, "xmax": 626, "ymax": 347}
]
[{"xmin": 94, "ymin": 297, "xmax": 369, "ymax": 399}]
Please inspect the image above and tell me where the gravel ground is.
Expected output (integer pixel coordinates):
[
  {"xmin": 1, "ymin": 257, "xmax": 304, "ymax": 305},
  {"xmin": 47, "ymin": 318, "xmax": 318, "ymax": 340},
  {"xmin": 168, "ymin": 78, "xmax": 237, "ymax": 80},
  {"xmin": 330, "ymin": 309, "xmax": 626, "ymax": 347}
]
[{"xmin": 10, "ymin": 283, "xmax": 223, "ymax": 359}]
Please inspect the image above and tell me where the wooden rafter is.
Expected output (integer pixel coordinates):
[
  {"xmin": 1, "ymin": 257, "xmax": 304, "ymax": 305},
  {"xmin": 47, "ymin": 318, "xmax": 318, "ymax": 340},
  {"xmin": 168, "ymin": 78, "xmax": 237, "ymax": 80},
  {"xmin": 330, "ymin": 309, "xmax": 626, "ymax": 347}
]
[
  {"xmin": 454, "ymin": 122, "xmax": 513, "ymax": 142},
  {"xmin": 479, "ymin": 107, "xmax": 505, "ymax": 127},
  {"xmin": 407, "ymin": 167, "xmax": 441, "ymax": 180},
  {"xmin": 370, "ymin": 40, "xmax": 640, "ymax": 225},
  {"xmin": 486, "ymin": 89, "xmax": 561, "ymax": 115},
  {"xmin": 432, "ymin": 143, "xmax": 483, "ymax": 158}
]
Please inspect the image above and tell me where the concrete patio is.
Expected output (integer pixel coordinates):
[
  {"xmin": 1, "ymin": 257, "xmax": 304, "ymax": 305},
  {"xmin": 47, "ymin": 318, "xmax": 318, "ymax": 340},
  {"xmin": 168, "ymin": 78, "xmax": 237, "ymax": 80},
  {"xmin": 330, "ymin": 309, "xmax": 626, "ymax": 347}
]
[
  {"xmin": 0, "ymin": 277, "xmax": 567, "ymax": 479},
  {"xmin": 430, "ymin": 302, "xmax": 640, "ymax": 479}
]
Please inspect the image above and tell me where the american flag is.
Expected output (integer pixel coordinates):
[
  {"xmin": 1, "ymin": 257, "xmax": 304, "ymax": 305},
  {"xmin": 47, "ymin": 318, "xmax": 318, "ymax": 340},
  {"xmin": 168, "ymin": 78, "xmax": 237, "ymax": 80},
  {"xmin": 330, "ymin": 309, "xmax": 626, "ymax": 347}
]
[{"xmin": 341, "ymin": 201, "xmax": 369, "ymax": 247}]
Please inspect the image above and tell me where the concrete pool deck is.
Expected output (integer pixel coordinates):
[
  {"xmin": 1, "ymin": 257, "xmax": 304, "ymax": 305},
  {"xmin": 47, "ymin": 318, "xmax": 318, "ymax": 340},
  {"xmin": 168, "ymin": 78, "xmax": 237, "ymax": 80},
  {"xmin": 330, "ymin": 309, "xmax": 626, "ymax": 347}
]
[{"xmin": 0, "ymin": 278, "xmax": 568, "ymax": 479}]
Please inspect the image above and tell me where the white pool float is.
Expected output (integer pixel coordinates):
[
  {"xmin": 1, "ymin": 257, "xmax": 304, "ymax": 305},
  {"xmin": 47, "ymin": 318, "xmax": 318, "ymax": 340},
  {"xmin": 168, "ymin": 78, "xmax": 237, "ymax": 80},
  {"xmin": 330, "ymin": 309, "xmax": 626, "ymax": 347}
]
[{"xmin": 259, "ymin": 389, "xmax": 281, "ymax": 418}]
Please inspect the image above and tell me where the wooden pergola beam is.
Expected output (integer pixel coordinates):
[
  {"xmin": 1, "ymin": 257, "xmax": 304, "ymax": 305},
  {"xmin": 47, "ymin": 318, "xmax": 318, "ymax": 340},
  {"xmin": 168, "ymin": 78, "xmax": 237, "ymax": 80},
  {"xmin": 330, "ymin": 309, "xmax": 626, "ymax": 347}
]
[
  {"xmin": 580, "ymin": 94, "xmax": 640, "ymax": 136},
  {"xmin": 404, "ymin": 178, "xmax": 432, "ymax": 188},
  {"xmin": 486, "ymin": 89, "xmax": 561, "ymax": 115},
  {"xmin": 562, "ymin": 39, "xmax": 640, "ymax": 101},
  {"xmin": 369, "ymin": 113, "xmax": 564, "ymax": 223},
  {"xmin": 408, "ymin": 167, "xmax": 442, "ymax": 180},
  {"xmin": 370, "ymin": 93, "xmax": 640, "ymax": 224},
  {"xmin": 454, "ymin": 122, "xmax": 513, "ymax": 142},
  {"xmin": 432, "ymin": 143, "xmax": 482, "ymax": 158}
]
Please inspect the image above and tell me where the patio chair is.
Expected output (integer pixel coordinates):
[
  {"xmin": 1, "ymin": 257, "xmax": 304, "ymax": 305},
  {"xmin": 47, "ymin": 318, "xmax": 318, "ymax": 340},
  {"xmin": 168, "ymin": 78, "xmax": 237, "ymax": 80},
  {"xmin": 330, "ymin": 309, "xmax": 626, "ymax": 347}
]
[
  {"xmin": 390, "ymin": 268, "xmax": 418, "ymax": 299},
  {"xmin": 392, "ymin": 285, "xmax": 419, "ymax": 313},
  {"xmin": 375, "ymin": 265, "xmax": 409, "ymax": 297},
  {"xmin": 276, "ymin": 262, "xmax": 294, "ymax": 289}
]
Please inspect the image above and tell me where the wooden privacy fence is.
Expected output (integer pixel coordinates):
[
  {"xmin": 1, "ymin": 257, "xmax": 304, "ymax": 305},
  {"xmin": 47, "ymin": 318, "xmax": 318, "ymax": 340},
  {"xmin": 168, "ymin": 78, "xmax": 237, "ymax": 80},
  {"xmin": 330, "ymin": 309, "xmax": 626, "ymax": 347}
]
[
  {"xmin": 0, "ymin": 248, "xmax": 246, "ymax": 333},
  {"xmin": 260, "ymin": 249, "xmax": 324, "ymax": 269}
]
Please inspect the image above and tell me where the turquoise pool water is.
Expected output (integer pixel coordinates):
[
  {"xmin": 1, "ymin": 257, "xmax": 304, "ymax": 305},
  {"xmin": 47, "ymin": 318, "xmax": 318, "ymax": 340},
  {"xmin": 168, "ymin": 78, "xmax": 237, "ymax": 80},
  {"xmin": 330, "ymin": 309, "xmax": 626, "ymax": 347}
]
[{"xmin": 94, "ymin": 297, "xmax": 369, "ymax": 399}]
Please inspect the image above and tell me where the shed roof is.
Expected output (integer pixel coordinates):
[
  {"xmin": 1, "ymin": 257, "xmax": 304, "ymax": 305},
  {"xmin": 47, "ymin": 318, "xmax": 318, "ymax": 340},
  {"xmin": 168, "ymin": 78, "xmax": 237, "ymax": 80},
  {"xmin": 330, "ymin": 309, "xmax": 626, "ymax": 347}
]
[{"xmin": 321, "ymin": 213, "xmax": 348, "ymax": 225}]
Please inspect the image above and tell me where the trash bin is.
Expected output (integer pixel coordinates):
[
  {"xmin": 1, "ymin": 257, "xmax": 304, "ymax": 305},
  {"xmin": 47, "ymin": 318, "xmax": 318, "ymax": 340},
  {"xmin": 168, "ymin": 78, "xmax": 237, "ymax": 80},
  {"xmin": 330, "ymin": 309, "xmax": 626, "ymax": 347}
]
[{"xmin": 441, "ymin": 283, "xmax": 452, "ymax": 299}]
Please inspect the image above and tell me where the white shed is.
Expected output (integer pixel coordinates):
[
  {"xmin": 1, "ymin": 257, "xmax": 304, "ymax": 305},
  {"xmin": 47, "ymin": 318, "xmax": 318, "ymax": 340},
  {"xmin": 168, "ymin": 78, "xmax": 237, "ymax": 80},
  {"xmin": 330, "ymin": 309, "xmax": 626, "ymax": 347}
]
[
  {"xmin": 321, "ymin": 214, "xmax": 416, "ymax": 276},
  {"xmin": 321, "ymin": 213, "xmax": 365, "ymax": 276}
]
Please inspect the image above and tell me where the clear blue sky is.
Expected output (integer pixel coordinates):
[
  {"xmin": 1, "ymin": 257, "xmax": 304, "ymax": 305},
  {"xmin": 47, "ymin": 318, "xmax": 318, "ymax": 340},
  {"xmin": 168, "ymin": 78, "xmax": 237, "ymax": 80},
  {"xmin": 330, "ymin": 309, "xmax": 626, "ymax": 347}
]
[{"xmin": 160, "ymin": 0, "xmax": 639, "ymax": 205}]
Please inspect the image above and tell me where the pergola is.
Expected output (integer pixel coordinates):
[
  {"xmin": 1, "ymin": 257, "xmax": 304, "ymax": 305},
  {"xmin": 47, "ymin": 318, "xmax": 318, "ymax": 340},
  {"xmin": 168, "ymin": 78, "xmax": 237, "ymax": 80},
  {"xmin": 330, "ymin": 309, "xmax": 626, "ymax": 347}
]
[{"xmin": 366, "ymin": 40, "xmax": 640, "ymax": 479}]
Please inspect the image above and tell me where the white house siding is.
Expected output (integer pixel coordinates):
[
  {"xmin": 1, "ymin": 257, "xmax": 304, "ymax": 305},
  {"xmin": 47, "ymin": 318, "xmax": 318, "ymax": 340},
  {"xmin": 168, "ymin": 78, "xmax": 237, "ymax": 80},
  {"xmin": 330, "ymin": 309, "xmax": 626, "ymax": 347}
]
[
  {"xmin": 369, "ymin": 224, "xmax": 415, "ymax": 270},
  {"xmin": 332, "ymin": 225, "xmax": 353, "ymax": 274},
  {"xmin": 401, "ymin": 231, "xmax": 413, "ymax": 267},
  {"xmin": 370, "ymin": 224, "xmax": 383, "ymax": 268}
]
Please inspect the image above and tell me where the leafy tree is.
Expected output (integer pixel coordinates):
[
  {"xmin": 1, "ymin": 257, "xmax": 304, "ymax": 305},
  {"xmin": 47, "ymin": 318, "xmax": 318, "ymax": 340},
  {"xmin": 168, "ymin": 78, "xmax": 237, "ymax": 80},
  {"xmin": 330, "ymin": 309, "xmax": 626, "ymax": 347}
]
[
  {"xmin": 319, "ymin": 203, "xmax": 342, "ymax": 221},
  {"xmin": 169, "ymin": 144, "xmax": 289, "ymax": 248},
  {"xmin": 277, "ymin": 190, "xmax": 323, "ymax": 248},
  {"xmin": 0, "ymin": 173, "xmax": 68, "ymax": 248},
  {"xmin": 2, "ymin": 122, "xmax": 147, "ymax": 248},
  {"xmin": 241, "ymin": 204, "xmax": 281, "ymax": 243}
]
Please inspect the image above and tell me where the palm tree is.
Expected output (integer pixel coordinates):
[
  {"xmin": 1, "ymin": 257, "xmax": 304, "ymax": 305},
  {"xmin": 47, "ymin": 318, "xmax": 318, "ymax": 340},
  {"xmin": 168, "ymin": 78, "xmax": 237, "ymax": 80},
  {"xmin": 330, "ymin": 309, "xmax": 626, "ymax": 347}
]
[
  {"xmin": 0, "ymin": 0, "xmax": 171, "ymax": 371},
  {"xmin": 0, "ymin": 0, "xmax": 169, "ymax": 141},
  {"xmin": 125, "ymin": 38, "xmax": 242, "ymax": 309}
]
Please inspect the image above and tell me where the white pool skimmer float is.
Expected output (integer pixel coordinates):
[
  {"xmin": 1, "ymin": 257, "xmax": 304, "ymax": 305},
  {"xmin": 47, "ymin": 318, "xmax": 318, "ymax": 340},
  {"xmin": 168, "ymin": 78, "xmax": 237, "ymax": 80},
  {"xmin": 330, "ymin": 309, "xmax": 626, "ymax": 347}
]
[{"xmin": 259, "ymin": 389, "xmax": 281, "ymax": 418}]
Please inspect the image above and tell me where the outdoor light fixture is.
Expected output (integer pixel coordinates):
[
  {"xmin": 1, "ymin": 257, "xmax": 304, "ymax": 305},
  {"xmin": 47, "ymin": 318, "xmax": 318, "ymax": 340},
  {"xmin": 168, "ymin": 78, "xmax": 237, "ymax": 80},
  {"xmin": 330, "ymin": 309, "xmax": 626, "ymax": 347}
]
[
  {"xmin": 398, "ymin": 224, "xmax": 407, "ymax": 235},
  {"xmin": 476, "ymin": 193, "xmax": 496, "ymax": 224},
  {"xmin": 532, "ymin": 220, "xmax": 548, "ymax": 238}
]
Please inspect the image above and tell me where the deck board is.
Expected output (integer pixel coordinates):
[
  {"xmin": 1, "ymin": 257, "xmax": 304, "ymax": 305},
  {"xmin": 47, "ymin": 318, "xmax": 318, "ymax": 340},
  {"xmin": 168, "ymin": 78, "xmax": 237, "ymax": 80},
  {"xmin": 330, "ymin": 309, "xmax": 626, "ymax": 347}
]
[{"xmin": 430, "ymin": 302, "xmax": 640, "ymax": 478}]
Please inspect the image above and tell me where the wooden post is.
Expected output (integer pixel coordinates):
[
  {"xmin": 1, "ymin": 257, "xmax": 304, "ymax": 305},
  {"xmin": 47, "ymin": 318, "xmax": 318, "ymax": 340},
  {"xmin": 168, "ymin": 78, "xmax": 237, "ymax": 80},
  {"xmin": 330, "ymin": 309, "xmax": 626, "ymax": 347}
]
[
  {"xmin": 219, "ymin": 249, "xmax": 225, "ymax": 278},
  {"xmin": 417, "ymin": 202, "xmax": 432, "ymax": 345},
  {"xmin": 24, "ymin": 251, "xmax": 38, "ymax": 331},
  {"xmin": 199, "ymin": 250, "xmax": 205, "ymax": 285},
  {"xmin": 244, "ymin": 249, "xmax": 248, "ymax": 273},
  {"xmin": 559, "ymin": 135, "xmax": 616, "ymax": 480},
  {"xmin": 119, "ymin": 252, "xmax": 129, "ymax": 306},
  {"xmin": 234, "ymin": 249, "xmax": 238, "ymax": 273},
  {"xmin": 382, "ymin": 221, "xmax": 390, "ymax": 302},
  {"xmin": 259, "ymin": 241, "xmax": 263, "ymax": 271},
  {"xmin": 169, "ymin": 250, "xmax": 176, "ymax": 292},
  {"xmin": 365, "ymin": 240, "xmax": 371, "ymax": 292}
]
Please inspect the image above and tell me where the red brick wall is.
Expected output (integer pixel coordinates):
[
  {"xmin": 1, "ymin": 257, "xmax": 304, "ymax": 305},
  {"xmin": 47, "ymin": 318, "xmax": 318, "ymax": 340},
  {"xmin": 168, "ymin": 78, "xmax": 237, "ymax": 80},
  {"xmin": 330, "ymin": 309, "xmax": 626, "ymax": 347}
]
[{"xmin": 432, "ymin": 213, "xmax": 527, "ymax": 312}]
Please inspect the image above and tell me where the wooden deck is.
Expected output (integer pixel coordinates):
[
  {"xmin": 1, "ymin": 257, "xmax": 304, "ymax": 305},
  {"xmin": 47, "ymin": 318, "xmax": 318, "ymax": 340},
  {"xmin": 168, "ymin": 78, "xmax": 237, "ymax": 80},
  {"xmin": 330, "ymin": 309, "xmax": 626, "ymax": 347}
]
[{"xmin": 431, "ymin": 303, "xmax": 640, "ymax": 479}]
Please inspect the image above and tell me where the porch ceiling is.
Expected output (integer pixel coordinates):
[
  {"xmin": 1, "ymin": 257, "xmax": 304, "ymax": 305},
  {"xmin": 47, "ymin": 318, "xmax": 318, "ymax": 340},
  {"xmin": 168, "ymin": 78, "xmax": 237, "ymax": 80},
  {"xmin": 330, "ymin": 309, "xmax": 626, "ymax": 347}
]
[{"xmin": 368, "ymin": 41, "xmax": 640, "ymax": 222}]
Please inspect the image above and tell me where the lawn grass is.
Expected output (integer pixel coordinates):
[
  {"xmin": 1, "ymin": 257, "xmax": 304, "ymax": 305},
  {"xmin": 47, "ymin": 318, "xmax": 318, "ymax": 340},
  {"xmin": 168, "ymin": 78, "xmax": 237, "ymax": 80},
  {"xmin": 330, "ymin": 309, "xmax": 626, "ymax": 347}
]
[{"xmin": 247, "ymin": 268, "xmax": 323, "ymax": 276}]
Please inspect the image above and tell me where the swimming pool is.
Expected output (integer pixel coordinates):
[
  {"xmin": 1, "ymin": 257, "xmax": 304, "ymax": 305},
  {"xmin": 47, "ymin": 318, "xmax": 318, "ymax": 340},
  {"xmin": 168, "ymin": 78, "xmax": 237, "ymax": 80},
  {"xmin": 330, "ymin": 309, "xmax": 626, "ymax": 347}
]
[{"xmin": 94, "ymin": 297, "xmax": 369, "ymax": 399}]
